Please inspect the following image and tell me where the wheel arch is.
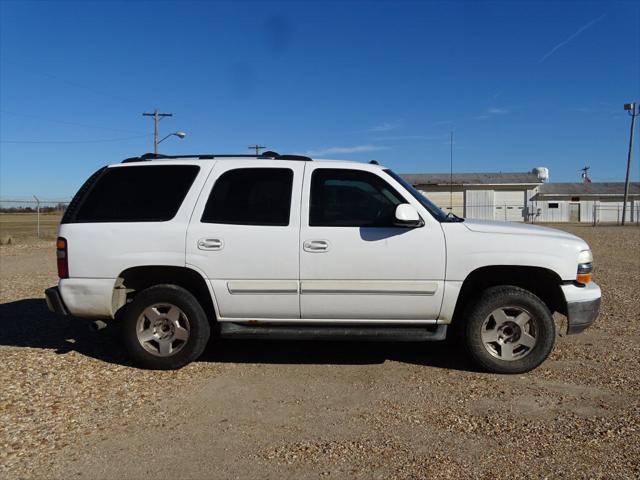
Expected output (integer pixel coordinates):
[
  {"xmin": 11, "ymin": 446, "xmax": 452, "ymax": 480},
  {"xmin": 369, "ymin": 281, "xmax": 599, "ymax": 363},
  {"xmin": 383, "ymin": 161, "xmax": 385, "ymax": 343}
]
[
  {"xmin": 113, "ymin": 265, "xmax": 218, "ymax": 323},
  {"xmin": 450, "ymin": 265, "xmax": 566, "ymax": 327}
]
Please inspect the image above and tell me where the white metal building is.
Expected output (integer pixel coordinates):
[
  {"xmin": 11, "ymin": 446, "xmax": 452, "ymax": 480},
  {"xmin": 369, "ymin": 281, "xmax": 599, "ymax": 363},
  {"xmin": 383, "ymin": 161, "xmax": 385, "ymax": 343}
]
[
  {"xmin": 530, "ymin": 182, "xmax": 640, "ymax": 224},
  {"xmin": 401, "ymin": 170, "xmax": 546, "ymax": 222}
]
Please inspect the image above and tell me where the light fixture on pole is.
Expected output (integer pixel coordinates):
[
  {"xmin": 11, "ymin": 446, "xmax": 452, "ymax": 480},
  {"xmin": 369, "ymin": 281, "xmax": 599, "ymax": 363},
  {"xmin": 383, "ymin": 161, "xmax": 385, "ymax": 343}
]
[
  {"xmin": 622, "ymin": 102, "xmax": 638, "ymax": 226},
  {"xmin": 158, "ymin": 131, "xmax": 187, "ymax": 145}
]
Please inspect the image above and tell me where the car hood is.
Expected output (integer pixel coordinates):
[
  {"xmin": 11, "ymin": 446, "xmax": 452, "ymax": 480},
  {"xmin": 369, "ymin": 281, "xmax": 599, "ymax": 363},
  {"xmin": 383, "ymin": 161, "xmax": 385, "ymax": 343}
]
[{"xmin": 462, "ymin": 219, "xmax": 582, "ymax": 242}]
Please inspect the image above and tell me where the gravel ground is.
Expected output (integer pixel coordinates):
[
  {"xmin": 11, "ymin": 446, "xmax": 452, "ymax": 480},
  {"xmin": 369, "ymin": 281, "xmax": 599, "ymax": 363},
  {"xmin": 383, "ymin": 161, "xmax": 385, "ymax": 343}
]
[{"xmin": 1, "ymin": 225, "xmax": 639, "ymax": 479}]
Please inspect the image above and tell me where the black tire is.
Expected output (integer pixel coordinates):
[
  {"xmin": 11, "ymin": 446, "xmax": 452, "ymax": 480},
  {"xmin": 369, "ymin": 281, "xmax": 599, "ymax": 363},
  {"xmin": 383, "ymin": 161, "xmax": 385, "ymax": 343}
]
[
  {"xmin": 122, "ymin": 284, "xmax": 210, "ymax": 370},
  {"xmin": 462, "ymin": 286, "xmax": 555, "ymax": 374}
]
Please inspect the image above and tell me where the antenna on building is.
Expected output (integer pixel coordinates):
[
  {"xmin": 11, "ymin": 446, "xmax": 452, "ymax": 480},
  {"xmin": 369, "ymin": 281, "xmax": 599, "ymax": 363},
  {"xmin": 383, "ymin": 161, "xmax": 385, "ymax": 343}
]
[
  {"xmin": 580, "ymin": 166, "xmax": 592, "ymax": 183},
  {"xmin": 449, "ymin": 131, "xmax": 453, "ymax": 211}
]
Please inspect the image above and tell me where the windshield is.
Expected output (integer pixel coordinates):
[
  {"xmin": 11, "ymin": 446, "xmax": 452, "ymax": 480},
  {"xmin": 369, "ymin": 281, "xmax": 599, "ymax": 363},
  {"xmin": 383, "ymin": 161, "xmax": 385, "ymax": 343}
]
[{"xmin": 383, "ymin": 169, "xmax": 461, "ymax": 223}]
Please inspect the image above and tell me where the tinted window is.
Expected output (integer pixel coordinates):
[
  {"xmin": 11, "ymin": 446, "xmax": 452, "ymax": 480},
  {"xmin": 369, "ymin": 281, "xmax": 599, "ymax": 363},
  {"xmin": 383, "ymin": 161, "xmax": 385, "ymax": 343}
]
[
  {"xmin": 61, "ymin": 166, "xmax": 106, "ymax": 223},
  {"xmin": 201, "ymin": 168, "xmax": 293, "ymax": 226},
  {"xmin": 383, "ymin": 169, "xmax": 450, "ymax": 222},
  {"xmin": 73, "ymin": 165, "xmax": 199, "ymax": 223},
  {"xmin": 310, "ymin": 169, "xmax": 406, "ymax": 227}
]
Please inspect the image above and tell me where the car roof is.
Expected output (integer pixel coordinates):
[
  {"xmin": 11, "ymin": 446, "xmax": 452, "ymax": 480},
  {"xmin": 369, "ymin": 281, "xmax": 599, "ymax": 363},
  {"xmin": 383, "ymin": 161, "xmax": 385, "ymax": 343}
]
[{"xmin": 115, "ymin": 152, "xmax": 381, "ymax": 169}]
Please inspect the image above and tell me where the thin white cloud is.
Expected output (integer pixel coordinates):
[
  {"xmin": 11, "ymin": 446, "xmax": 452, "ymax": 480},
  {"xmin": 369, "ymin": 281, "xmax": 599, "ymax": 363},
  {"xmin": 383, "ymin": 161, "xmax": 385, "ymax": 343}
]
[
  {"xmin": 376, "ymin": 134, "xmax": 443, "ymax": 141},
  {"xmin": 477, "ymin": 107, "xmax": 509, "ymax": 119},
  {"xmin": 539, "ymin": 14, "xmax": 606, "ymax": 63},
  {"xmin": 487, "ymin": 107, "xmax": 509, "ymax": 115},
  {"xmin": 572, "ymin": 107, "xmax": 594, "ymax": 113},
  {"xmin": 368, "ymin": 121, "xmax": 401, "ymax": 132},
  {"xmin": 306, "ymin": 145, "xmax": 387, "ymax": 156}
]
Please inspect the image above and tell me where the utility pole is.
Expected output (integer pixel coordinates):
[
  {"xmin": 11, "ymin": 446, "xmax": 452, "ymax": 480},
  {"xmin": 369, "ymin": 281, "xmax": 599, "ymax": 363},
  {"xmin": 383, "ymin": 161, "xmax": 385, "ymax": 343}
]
[
  {"xmin": 249, "ymin": 144, "xmax": 266, "ymax": 156},
  {"xmin": 143, "ymin": 109, "xmax": 173, "ymax": 155},
  {"xmin": 622, "ymin": 102, "xmax": 638, "ymax": 226}
]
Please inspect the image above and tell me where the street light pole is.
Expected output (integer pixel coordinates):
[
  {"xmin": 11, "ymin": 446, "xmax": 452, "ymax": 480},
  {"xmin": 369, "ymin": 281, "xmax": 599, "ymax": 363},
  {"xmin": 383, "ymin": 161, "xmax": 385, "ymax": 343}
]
[
  {"xmin": 622, "ymin": 102, "xmax": 638, "ymax": 226},
  {"xmin": 143, "ymin": 109, "xmax": 173, "ymax": 155}
]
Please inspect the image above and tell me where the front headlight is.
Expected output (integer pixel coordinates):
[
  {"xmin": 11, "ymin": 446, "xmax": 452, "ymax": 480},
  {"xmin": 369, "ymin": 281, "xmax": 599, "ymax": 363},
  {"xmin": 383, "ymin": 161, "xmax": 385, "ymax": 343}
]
[{"xmin": 577, "ymin": 250, "xmax": 593, "ymax": 284}]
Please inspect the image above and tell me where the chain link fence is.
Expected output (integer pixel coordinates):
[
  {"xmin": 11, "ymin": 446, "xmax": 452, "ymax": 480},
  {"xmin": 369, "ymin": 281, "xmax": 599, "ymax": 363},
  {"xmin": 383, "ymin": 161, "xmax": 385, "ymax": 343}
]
[
  {"xmin": 446, "ymin": 202, "xmax": 640, "ymax": 225},
  {"xmin": 0, "ymin": 199, "xmax": 70, "ymax": 242}
]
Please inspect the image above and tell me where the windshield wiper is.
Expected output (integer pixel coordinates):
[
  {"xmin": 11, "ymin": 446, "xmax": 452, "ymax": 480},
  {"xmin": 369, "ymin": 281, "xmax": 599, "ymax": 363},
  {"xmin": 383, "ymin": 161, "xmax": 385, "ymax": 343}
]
[{"xmin": 445, "ymin": 212, "xmax": 464, "ymax": 222}]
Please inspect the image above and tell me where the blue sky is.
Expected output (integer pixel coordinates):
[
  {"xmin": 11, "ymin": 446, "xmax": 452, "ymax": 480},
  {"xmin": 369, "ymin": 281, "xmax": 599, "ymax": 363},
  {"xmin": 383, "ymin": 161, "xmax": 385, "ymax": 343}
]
[{"xmin": 1, "ymin": 0, "xmax": 638, "ymax": 198}]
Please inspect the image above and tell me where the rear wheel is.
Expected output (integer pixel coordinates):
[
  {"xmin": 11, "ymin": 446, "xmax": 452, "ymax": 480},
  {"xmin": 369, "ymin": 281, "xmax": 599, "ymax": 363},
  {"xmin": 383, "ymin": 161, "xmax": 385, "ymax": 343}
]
[
  {"xmin": 463, "ymin": 286, "xmax": 555, "ymax": 374},
  {"xmin": 122, "ymin": 284, "xmax": 210, "ymax": 370}
]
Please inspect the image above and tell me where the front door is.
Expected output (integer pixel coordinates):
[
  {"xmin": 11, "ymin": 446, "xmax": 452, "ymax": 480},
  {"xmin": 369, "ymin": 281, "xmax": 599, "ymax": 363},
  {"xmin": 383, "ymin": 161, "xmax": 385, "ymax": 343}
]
[
  {"xmin": 299, "ymin": 166, "xmax": 446, "ymax": 321},
  {"xmin": 186, "ymin": 161, "xmax": 304, "ymax": 320},
  {"xmin": 569, "ymin": 203, "xmax": 580, "ymax": 222}
]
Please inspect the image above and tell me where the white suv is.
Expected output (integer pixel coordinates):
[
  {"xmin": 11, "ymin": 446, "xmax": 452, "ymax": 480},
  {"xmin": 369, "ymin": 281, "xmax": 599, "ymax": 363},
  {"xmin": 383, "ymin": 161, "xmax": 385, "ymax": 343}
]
[{"xmin": 45, "ymin": 151, "xmax": 601, "ymax": 373}]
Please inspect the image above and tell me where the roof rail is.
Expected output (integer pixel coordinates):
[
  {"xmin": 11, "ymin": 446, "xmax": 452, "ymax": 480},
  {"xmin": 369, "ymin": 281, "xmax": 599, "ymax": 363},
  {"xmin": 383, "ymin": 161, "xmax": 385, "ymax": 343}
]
[{"xmin": 121, "ymin": 151, "xmax": 312, "ymax": 163}]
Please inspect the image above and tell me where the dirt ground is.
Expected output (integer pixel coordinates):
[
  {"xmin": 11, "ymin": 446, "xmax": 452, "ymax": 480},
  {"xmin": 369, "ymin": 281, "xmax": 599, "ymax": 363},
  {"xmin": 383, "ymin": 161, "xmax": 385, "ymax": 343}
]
[{"xmin": 1, "ymin": 225, "xmax": 639, "ymax": 479}]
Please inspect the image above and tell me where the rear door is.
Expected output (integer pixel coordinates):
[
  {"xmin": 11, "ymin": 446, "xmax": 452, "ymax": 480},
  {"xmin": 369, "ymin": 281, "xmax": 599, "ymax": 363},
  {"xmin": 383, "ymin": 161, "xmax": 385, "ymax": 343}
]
[
  {"xmin": 299, "ymin": 165, "xmax": 446, "ymax": 321},
  {"xmin": 186, "ymin": 160, "xmax": 304, "ymax": 320}
]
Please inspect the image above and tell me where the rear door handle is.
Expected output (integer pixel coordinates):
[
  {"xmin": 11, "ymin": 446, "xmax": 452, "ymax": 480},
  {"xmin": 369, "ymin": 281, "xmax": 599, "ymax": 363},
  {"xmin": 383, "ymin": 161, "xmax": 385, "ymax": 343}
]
[
  {"xmin": 198, "ymin": 238, "xmax": 224, "ymax": 251},
  {"xmin": 303, "ymin": 240, "xmax": 329, "ymax": 252}
]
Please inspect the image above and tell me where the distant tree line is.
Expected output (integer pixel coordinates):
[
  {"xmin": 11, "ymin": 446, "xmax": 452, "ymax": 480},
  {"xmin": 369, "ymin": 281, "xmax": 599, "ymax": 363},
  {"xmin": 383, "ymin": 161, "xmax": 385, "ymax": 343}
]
[{"xmin": 0, "ymin": 203, "xmax": 68, "ymax": 213}]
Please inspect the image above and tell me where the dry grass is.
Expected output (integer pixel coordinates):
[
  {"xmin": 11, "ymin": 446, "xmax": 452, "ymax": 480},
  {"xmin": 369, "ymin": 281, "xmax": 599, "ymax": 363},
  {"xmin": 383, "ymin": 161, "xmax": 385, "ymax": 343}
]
[{"xmin": 0, "ymin": 213, "xmax": 62, "ymax": 242}]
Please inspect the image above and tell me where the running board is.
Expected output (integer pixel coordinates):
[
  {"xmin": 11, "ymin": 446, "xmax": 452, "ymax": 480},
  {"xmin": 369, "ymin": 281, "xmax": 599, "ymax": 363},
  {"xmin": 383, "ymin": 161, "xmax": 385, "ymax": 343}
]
[{"xmin": 218, "ymin": 323, "xmax": 447, "ymax": 342}]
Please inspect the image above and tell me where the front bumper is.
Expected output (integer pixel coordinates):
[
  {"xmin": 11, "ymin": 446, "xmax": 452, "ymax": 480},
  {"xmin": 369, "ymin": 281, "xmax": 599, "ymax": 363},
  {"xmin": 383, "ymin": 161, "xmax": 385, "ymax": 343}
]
[
  {"xmin": 45, "ymin": 286, "xmax": 69, "ymax": 316},
  {"xmin": 561, "ymin": 282, "xmax": 601, "ymax": 335}
]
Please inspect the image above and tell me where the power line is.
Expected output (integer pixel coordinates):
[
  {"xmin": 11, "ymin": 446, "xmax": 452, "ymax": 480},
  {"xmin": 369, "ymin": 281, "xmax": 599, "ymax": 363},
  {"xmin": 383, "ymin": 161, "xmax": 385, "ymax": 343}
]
[
  {"xmin": 2, "ymin": 59, "xmax": 147, "ymax": 108},
  {"xmin": 0, "ymin": 110, "xmax": 146, "ymax": 135},
  {"xmin": 0, "ymin": 134, "xmax": 152, "ymax": 144}
]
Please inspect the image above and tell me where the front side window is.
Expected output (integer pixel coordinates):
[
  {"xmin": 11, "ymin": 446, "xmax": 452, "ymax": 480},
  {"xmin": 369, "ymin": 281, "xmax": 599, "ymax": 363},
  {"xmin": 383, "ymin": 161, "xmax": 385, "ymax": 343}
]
[
  {"xmin": 201, "ymin": 168, "xmax": 293, "ymax": 226},
  {"xmin": 310, "ymin": 168, "xmax": 406, "ymax": 227},
  {"xmin": 72, "ymin": 165, "xmax": 199, "ymax": 223},
  {"xmin": 383, "ymin": 169, "xmax": 452, "ymax": 222}
]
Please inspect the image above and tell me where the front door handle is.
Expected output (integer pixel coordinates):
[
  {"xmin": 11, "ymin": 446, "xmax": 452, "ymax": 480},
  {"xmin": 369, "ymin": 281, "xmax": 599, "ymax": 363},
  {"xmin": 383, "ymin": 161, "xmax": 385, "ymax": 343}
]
[
  {"xmin": 198, "ymin": 238, "xmax": 224, "ymax": 251},
  {"xmin": 303, "ymin": 240, "xmax": 329, "ymax": 252}
]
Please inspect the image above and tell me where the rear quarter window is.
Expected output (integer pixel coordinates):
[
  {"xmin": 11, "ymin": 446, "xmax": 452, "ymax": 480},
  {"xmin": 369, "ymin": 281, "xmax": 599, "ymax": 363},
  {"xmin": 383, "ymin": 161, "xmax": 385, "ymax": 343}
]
[{"xmin": 69, "ymin": 165, "xmax": 200, "ymax": 223}]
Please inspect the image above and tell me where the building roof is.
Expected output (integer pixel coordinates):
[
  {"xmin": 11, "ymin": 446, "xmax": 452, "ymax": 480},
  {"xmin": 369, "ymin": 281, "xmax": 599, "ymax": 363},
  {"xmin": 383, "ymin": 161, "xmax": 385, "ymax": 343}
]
[
  {"xmin": 401, "ymin": 172, "xmax": 542, "ymax": 186},
  {"xmin": 536, "ymin": 182, "xmax": 640, "ymax": 196}
]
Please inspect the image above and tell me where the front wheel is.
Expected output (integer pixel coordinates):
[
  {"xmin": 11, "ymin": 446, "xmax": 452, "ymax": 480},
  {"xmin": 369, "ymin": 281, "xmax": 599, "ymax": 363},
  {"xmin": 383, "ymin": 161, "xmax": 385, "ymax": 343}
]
[
  {"xmin": 462, "ymin": 286, "xmax": 555, "ymax": 374},
  {"xmin": 122, "ymin": 284, "xmax": 210, "ymax": 370}
]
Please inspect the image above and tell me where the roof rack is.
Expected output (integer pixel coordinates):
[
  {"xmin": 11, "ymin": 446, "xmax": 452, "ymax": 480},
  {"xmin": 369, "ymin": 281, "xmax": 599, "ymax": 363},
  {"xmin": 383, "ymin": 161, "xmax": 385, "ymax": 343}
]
[{"xmin": 121, "ymin": 151, "xmax": 312, "ymax": 163}]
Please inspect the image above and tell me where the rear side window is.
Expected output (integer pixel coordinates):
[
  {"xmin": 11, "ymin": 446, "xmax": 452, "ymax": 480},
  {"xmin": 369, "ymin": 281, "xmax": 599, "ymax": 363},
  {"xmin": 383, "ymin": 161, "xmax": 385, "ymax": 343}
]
[
  {"xmin": 71, "ymin": 165, "xmax": 199, "ymax": 222},
  {"xmin": 61, "ymin": 166, "xmax": 107, "ymax": 223},
  {"xmin": 201, "ymin": 168, "xmax": 293, "ymax": 226},
  {"xmin": 310, "ymin": 168, "xmax": 406, "ymax": 227}
]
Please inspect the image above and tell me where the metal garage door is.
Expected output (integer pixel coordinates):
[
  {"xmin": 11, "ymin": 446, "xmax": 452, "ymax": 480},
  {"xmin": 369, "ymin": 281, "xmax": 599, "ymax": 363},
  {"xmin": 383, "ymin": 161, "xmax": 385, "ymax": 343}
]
[
  {"xmin": 419, "ymin": 190, "xmax": 464, "ymax": 217},
  {"xmin": 465, "ymin": 190, "xmax": 494, "ymax": 220},
  {"xmin": 494, "ymin": 191, "xmax": 525, "ymax": 222}
]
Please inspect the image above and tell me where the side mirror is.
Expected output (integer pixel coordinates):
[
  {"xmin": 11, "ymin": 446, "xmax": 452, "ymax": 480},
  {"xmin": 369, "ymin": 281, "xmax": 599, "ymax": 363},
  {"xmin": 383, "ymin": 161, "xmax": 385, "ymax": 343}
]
[{"xmin": 394, "ymin": 204, "xmax": 423, "ymax": 227}]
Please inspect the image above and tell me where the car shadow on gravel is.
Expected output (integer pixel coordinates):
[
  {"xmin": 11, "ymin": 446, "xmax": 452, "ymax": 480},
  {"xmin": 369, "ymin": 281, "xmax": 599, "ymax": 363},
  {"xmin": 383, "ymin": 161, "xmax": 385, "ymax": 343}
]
[
  {"xmin": 0, "ymin": 298, "xmax": 132, "ymax": 366},
  {"xmin": 0, "ymin": 298, "xmax": 479, "ymax": 372},
  {"xmin": 202, "ymin": 339, "xmax": 480, "ymax": 372}
]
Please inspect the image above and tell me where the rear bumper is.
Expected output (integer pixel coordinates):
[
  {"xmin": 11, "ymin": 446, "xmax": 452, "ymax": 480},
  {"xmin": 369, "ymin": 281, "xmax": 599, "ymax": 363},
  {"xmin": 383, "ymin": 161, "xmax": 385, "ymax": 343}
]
[
  {"xmin": 561, "ymin": 282, "xmax": 601, "ymax": 335},
  {"xmin": 45, "ymin": 286, "xmax": 69, "ymax": 316}
]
